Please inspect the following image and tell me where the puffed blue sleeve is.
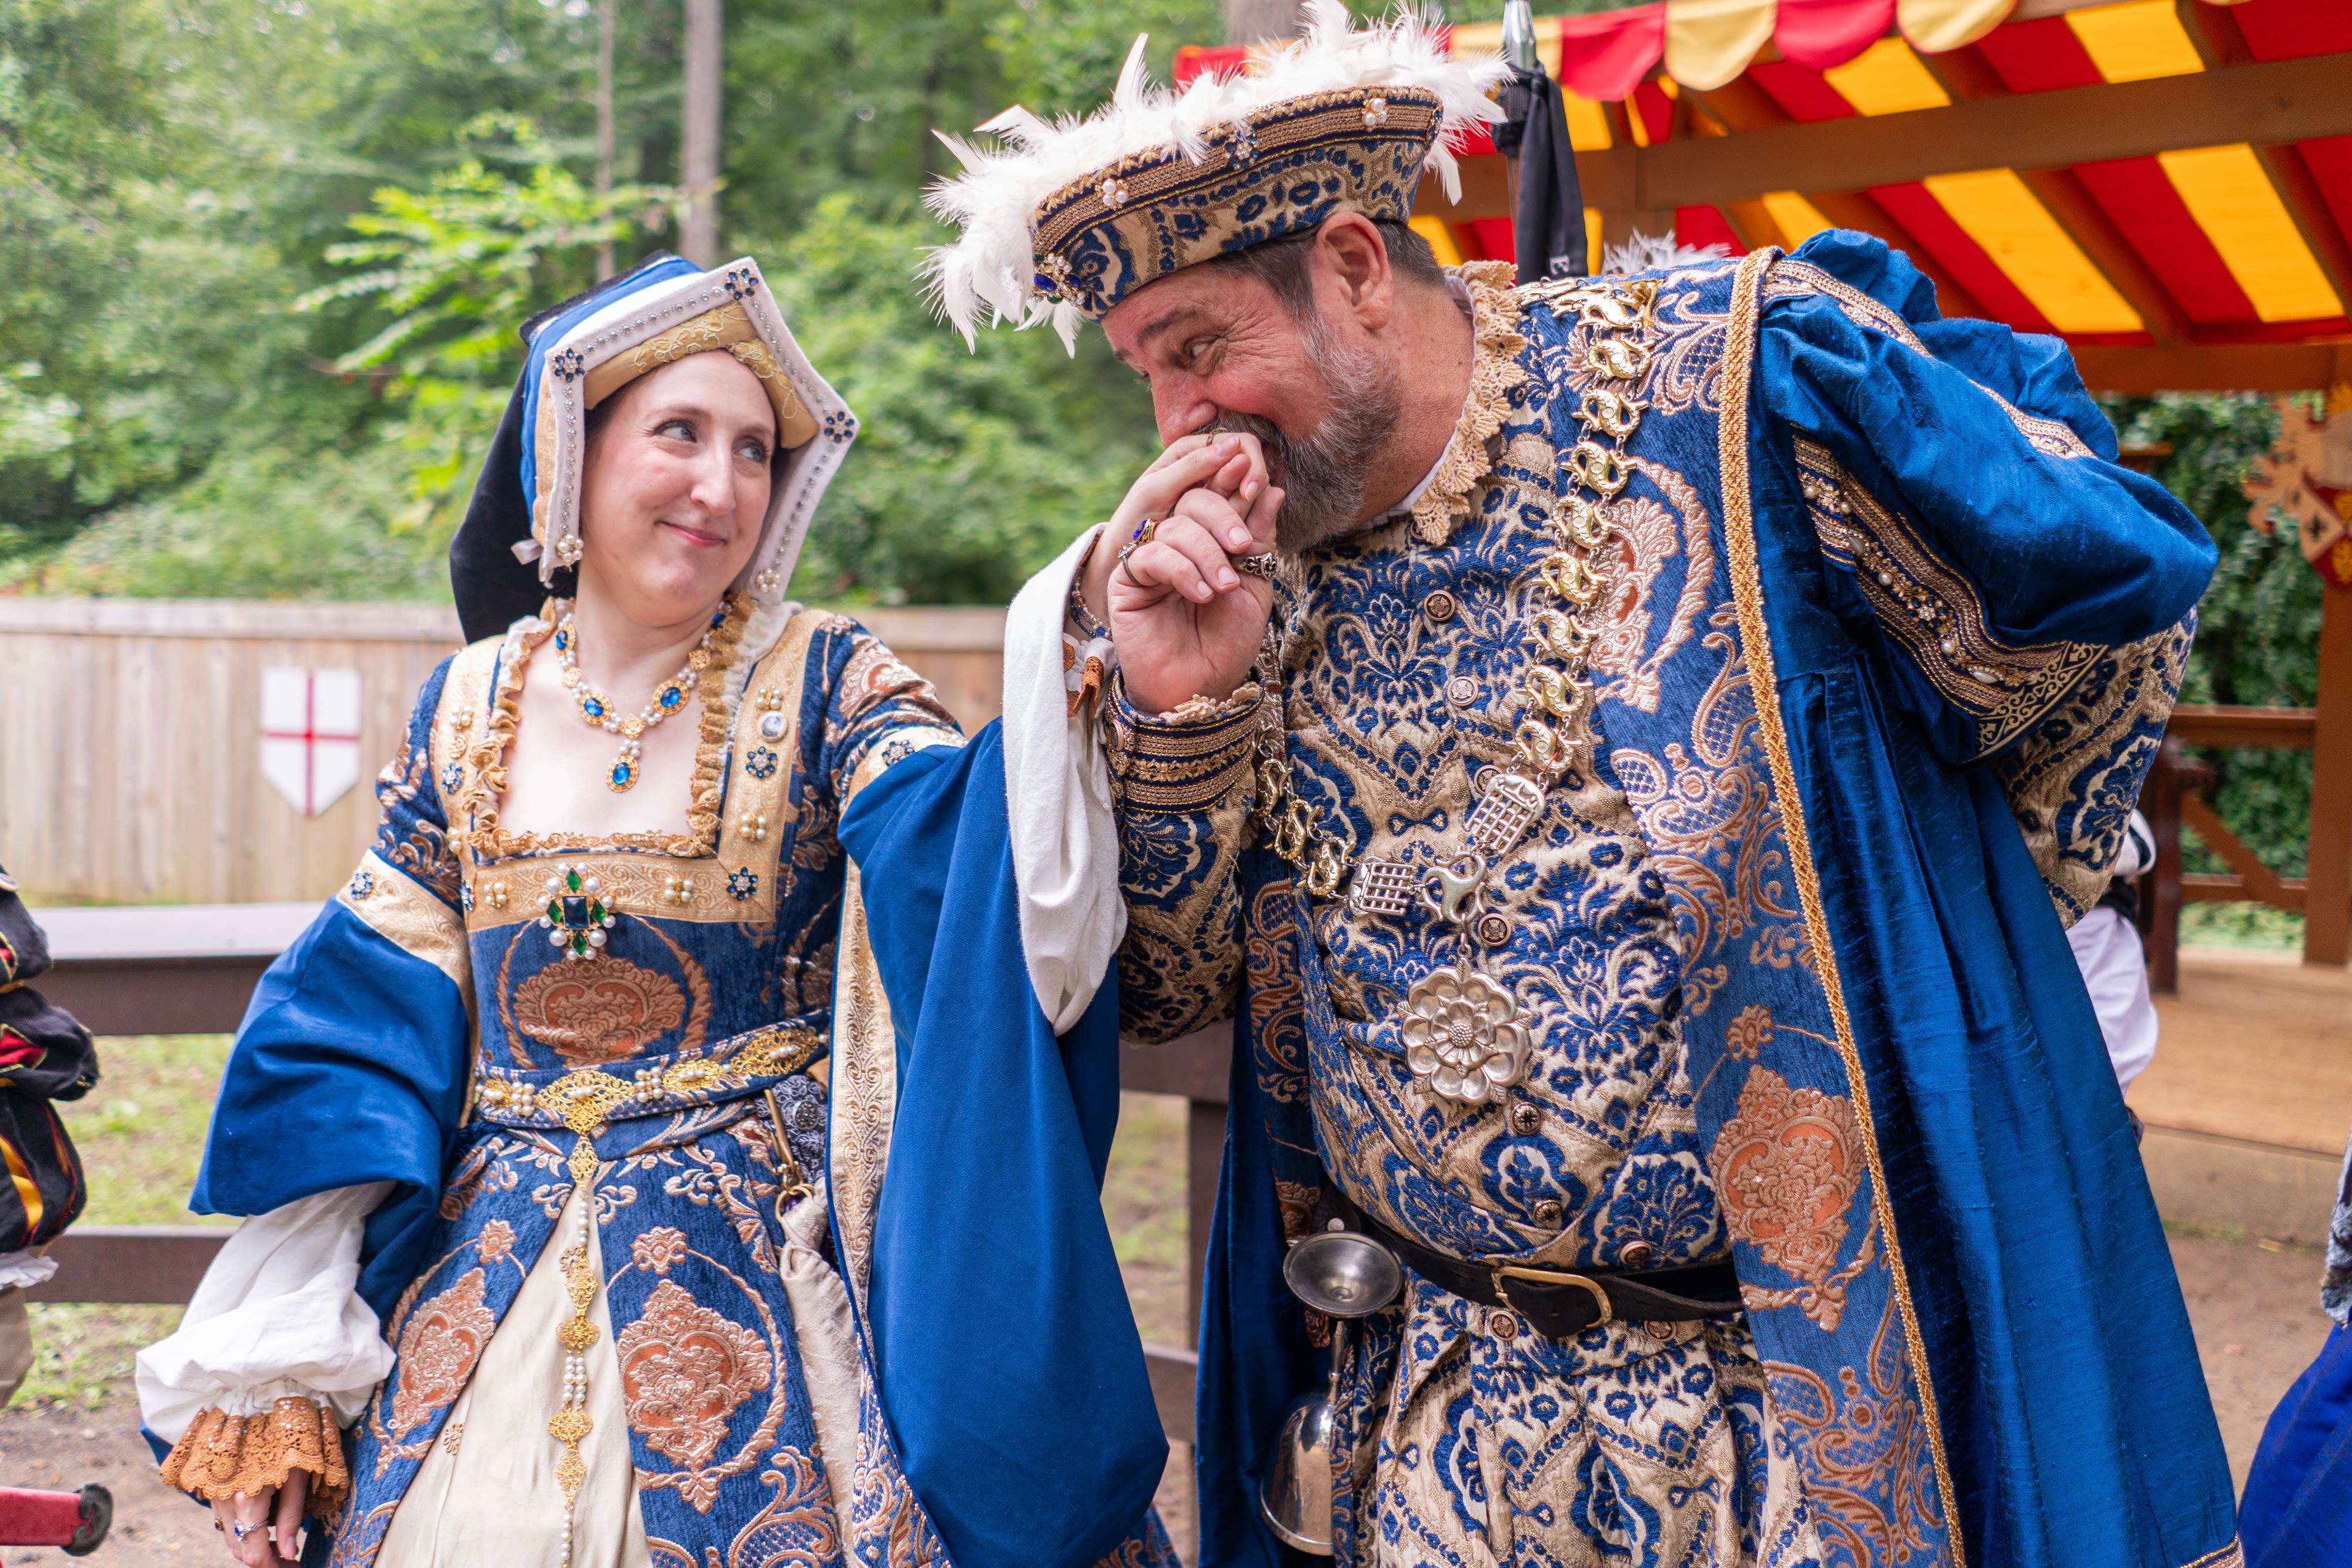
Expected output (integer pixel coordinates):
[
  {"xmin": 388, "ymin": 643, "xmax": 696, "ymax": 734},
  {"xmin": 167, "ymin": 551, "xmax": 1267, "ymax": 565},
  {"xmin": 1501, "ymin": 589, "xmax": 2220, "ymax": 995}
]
[
  {"xmin": 191, "ymin": 657, "xmax": 474, "ymax": 1318},
  {"xmin": 1754, "ymin": 232, "xmax": 2211, "ymax": 922},
  {"xmin": 1755, "ymin": 230, "xmax": 2213, "ymax": 767}
]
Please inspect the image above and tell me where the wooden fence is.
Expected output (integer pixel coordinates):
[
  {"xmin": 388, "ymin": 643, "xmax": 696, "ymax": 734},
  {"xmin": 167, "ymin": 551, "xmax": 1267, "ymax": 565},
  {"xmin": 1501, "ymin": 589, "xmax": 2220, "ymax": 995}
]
[{"xmin": 0, "ymin": 598, "xmax": 1007, "ymax": 906}]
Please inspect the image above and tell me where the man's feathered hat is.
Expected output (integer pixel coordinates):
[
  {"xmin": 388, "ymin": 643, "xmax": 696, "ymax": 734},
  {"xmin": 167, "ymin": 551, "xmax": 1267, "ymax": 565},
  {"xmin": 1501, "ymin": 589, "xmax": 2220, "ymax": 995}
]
[{"xmin": 924, "ymin": 2, "xmax": 1505, "ymax": 350}]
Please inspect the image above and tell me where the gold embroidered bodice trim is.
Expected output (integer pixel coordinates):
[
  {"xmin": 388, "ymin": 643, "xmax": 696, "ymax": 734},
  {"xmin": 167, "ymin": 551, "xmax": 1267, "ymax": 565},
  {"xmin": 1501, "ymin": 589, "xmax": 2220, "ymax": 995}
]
[
  {"xmin": 1411, "ymin": 261, "xmax": 1531, "ymax": 547},
  {"xmin": 451, "ymin": 594, "xmax": 752, "ymax": 863}
]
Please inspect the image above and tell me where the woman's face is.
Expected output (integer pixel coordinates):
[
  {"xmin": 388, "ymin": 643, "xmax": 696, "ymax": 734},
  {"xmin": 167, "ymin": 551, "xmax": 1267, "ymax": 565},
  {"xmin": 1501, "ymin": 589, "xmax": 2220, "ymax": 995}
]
[{"xmin": 577, "ymin": 352, "xmax": 777, "ymax": 625}]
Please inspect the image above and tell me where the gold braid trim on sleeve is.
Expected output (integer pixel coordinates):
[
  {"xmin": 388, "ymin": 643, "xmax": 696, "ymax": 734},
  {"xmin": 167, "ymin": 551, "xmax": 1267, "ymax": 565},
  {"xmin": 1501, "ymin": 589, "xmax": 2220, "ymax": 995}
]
[
  {"xmin": 1107, "ymin": 680, "xmax": 1265, "ymax": 813},
  {"xmin": 158, "ymin": 1397, "xmax": 353, "ymax": 1517}
]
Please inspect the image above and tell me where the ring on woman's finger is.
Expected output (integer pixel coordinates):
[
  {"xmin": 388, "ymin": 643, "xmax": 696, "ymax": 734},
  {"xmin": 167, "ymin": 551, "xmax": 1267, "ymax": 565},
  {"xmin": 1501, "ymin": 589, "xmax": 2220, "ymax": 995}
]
[{"xmin": 1128, "ymin": 516, "xmax": 1161, "ymax": 549}]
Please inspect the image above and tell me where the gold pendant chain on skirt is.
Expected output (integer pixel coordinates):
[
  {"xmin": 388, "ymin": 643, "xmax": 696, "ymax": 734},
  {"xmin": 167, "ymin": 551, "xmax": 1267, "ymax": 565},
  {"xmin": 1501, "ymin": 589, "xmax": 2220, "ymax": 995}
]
[
  {"xmin": 1250, "ymin": 276, "xmax": 1661, "ymax": 1105},
  {"xmin": 539, "ymin": 1071, "xmax": 636, "ymax": 1566}
]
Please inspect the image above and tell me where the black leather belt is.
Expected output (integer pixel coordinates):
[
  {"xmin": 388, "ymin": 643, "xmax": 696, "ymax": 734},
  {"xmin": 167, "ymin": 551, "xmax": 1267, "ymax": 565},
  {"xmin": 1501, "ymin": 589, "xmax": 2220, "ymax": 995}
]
[{"xmin": 1332, "ymin": 1195, "xmax": 1745, "ymax": 1341}]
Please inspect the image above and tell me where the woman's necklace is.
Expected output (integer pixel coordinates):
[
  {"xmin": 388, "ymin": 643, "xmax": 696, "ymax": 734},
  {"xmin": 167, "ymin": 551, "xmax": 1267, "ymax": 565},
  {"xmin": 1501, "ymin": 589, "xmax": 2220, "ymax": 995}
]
[{"xmin": 553, "ymin": 605, "xmax": 725, "ymax": 792}]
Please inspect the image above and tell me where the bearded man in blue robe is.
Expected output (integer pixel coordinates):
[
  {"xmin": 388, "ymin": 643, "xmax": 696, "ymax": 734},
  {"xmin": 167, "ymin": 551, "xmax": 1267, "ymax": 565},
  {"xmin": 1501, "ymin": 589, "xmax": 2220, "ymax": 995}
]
[{"xmin": 934, "ymin": 6, "xmax": 2239, "ymax": 1567}]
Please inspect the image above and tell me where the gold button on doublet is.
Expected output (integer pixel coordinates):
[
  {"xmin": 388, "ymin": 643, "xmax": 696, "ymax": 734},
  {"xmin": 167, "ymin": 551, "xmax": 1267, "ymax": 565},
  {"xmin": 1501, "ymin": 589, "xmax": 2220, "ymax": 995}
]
[
  {"xmin": 1644, "ymin": 1319, "xmax": 1679, "ymax": 1342},
  {"xmin": 1489, "ymin": 1310, "xmax": 1520, "ymax": 1341},
  {"xmin": 1620, "ymin": 1240, "xmax": 1655, "ymax": 1269},
  {"xmin": 1507, "ymin": 1101, "xmax": 1544, "ymax": 1136},
  {"xmin": 1531, "ymin": 1198, "xmax": 1564, "ymax": 1227},
  {"xmin": 1424, "ymin": 590, "xmax": 1458, "ymax": 625},
  {"xmin": 1445, "ymin": 674, "xmax": 1479, "ymax": 708}
]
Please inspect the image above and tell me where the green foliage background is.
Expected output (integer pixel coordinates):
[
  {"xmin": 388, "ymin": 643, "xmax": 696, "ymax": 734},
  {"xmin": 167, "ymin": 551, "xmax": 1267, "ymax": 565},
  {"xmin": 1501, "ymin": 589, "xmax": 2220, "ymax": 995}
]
[
  {"xmin": 2106, "ymin": 394, "xmax": 2323, "ymax": 903},
  {"xmin": 0, "ymin": 0, "xmax": 1228, "ymax": 604}
]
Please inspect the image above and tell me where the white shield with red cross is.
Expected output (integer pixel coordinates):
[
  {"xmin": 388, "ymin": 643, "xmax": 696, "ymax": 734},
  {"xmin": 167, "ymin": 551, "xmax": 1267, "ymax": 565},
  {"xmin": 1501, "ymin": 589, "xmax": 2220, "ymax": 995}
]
[{"xmin": 260, "ymin": 667, "xmax": 365, "ymax": 818}]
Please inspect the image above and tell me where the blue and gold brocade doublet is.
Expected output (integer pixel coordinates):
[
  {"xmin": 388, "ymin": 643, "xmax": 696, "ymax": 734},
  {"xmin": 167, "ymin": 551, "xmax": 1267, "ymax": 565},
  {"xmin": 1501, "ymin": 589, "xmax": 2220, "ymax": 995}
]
[
  {"xmin": 198, "ymin": 601, "xmax": 1180, "ymax": 1568},
  {"xmin": 1119, "ymin": 238, "xmax": 2240, "ymax": 1568}
]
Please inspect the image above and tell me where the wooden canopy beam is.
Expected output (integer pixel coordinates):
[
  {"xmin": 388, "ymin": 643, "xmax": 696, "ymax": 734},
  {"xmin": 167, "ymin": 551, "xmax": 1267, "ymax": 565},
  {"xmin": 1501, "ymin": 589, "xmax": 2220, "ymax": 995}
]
[
  {"xmin": 1572, "ymin": 53, "xmax": 2352, "ymax": 215},
  {"xmin": 2072, "ymin": 342, "xmax": 2348, "ymax": 393}
]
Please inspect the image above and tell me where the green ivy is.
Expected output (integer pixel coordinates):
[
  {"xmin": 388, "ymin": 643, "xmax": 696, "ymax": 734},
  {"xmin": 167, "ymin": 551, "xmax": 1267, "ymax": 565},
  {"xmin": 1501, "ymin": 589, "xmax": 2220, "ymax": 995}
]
[{"xmin": 2106, "ymin": 392, "xmax": 2323, "ymax": 879}]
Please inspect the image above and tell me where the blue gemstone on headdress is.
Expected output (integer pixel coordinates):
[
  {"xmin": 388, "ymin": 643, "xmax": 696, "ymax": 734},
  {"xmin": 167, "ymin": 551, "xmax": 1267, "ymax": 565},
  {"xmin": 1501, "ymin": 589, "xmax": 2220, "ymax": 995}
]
[{"xmin": 1033, "ymin": 273, "xmax": 1060, "ymax": 299}]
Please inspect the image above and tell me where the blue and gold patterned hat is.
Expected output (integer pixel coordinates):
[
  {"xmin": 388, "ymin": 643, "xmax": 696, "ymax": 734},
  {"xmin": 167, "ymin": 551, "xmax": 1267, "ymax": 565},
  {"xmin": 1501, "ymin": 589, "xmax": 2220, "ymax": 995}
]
[{"xmin": 926, "ymin": 2, "xmax": 1503, "ymax": 349}]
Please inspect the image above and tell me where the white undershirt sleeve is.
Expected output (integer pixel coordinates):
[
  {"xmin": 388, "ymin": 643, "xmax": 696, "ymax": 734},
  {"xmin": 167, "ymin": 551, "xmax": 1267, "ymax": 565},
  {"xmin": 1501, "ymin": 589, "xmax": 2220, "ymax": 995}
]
[{"xmin": 135, "ymin": 1182, "xmax": 398, "ymax": 1444}]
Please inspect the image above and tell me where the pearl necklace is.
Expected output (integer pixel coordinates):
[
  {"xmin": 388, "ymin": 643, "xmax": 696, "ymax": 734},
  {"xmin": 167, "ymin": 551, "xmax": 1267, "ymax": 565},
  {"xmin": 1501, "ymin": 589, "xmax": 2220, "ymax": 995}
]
[{"xmin": 553, "ymin": 605, "xmax": 726, "ymax": 792}]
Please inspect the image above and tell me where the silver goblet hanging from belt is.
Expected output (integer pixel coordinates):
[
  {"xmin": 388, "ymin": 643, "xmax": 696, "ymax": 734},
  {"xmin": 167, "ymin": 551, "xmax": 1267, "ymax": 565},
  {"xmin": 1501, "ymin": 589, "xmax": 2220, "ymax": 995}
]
[{"xmin": 1258, "ymin": 1221, "xmax": 1406, "ymax": 1555}]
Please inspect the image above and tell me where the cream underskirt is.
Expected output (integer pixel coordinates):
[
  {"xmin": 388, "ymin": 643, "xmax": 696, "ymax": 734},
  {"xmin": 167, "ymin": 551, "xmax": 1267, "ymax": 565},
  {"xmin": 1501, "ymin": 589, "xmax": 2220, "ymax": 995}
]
[{"xmin": 378, "ymin": 1186, "xmax": 653, "ymax": 1568}]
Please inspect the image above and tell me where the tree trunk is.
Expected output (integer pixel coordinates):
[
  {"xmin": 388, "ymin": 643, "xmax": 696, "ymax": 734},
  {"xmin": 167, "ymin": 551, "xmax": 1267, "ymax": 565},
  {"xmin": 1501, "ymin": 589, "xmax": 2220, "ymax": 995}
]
[
  {"xmin": 681, "ymin": 0, "xmax": 723, "ymax": 267},
  {"xmin": 919, "ymin": 0, "xmax": 947, "ymax": 182},
  {"xmin": 1224, "ymin": 0, "xmax": 1303, "ymax": 45},
  {"xmin": 595, "ymin": 0, "xmax": 616, "ymax": 279}
]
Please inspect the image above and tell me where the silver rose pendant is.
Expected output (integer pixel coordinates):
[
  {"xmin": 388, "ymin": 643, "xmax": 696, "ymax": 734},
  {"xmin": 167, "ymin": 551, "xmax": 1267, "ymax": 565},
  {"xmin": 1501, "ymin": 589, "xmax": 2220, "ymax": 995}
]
[{"xmin": 1399, "ymin": 961, "xmax": 1531, "ymax": 1105}]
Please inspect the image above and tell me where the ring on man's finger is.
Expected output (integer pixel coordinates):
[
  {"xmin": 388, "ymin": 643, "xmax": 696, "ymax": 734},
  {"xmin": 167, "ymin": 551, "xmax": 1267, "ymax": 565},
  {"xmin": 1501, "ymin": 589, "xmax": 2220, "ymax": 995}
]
[{"xmin": 1234, "ymin": 552, "xmax": 1280, "ymax": 580}]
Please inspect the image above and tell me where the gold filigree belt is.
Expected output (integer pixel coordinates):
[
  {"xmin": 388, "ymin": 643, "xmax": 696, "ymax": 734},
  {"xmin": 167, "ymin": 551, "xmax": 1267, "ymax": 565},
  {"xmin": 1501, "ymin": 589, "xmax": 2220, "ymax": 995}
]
[{"xmin": 469, "ymin": 1021, "xmax": 827, "ymax": 1129}]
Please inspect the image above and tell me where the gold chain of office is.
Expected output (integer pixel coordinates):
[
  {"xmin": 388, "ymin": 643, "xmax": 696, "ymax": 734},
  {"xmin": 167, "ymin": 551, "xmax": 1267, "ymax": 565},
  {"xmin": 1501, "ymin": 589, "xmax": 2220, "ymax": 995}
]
[{"xmin": 1248, "ymin": 275, "xmax": 1661, "ymax": 908}]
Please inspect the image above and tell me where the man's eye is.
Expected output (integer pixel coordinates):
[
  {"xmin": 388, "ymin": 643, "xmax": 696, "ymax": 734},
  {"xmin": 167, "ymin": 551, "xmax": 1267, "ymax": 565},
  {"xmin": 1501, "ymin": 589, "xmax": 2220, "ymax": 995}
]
[{"xmin": 1182, "ymin": 337, "xmax": 1218, "ymax": 366}]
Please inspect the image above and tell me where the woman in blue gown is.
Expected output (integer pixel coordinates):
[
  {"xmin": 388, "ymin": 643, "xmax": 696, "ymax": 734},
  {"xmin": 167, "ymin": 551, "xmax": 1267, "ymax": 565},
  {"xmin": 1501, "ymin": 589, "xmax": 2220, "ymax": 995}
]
[
  {"xmin": 2237, "ymin": 1129, "xmax": 2352, "ymax": 1568},
  {"xmin": 133, "ymin": 253, "xmax": 1175, "ymax": 1568}
]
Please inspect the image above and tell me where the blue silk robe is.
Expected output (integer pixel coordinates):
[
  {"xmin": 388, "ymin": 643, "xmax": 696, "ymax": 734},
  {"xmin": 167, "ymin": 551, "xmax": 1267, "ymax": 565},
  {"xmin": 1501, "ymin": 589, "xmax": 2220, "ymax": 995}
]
[{"xmin": 1110, "ymin": 237, "xmax": 2239, "ymax": 1568}]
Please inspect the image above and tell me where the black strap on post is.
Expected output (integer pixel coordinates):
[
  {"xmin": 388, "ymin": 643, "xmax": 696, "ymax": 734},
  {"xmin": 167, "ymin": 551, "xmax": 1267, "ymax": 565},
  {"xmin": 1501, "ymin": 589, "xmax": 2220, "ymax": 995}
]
[{"xmin": 1495, "ymin": 60, "xmax": 1591, "ymax": 286}]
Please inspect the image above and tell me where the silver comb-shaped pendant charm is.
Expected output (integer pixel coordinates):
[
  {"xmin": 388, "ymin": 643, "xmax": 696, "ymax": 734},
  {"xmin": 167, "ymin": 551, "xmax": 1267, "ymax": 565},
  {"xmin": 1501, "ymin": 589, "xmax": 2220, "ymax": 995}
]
[
  {"xmin": 1348, "ymin": 858, "xmax": 1418, "ymax": 920},
  {"xmin": 1465, "ymin": 771, "xmax": 1547, "ymax": 857}
]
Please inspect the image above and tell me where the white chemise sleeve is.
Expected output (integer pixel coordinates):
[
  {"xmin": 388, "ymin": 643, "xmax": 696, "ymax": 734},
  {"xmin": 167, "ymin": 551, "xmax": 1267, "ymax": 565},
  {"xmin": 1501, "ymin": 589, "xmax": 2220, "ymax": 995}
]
[{"xmin": 135, "ymin": 1182, "xmax": 398, "ymax": 1443}]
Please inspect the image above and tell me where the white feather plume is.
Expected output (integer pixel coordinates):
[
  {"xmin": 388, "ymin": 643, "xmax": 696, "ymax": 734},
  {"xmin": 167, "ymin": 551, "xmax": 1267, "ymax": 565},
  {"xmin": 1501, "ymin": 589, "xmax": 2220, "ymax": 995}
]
[{"xmin": 922, "ymin": 2, "xmax": 1504, "ymax": 352}]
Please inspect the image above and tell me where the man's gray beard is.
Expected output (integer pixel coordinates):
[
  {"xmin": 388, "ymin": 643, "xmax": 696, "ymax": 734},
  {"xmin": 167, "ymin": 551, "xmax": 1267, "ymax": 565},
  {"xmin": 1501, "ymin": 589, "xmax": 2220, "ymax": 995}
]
[{"xmin": 1200, "ymin": 321, "xmax": 1404, "ymax": 553}]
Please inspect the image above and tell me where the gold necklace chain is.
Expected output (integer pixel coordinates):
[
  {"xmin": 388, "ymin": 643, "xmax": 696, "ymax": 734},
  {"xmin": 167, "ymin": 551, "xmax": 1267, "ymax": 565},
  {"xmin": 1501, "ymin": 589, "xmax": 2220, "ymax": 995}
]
[
  {"xmin": 550, "ymin": 597, "xmax": 737, "ymax": 793},
  {"xmin": 1250, "ymin": 276, "xmax": 1660, "ymax": 1103}
]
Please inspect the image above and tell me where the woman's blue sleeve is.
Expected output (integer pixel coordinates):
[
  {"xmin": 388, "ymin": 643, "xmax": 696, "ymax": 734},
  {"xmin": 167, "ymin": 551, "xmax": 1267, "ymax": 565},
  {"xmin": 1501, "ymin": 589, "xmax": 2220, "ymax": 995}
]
[{"xmin": 190, "ymin": 657, "xmax": 474, "ymax": 1318}]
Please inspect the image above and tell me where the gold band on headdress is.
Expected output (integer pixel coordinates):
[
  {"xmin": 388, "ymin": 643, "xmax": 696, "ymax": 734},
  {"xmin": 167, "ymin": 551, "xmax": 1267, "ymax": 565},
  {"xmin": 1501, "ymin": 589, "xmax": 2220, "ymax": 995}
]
[{"xmin": 582, "ymin": 302, "xmax": 818, "ymax": 449}]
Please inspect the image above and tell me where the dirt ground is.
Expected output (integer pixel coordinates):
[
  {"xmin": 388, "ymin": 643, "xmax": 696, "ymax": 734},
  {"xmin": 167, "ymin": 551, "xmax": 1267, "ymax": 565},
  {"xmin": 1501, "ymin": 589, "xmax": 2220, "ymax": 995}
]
[{"xmin": 0, "ymin": 1228, "xmax": 2325, "ymax": 1567}]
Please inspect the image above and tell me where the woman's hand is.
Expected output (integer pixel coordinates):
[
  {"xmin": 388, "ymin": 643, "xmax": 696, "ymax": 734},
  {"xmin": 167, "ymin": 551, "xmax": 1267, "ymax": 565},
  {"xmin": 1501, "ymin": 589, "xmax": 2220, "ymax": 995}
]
[
  {"xmin": 212, "ymin": 1474, "xmax": 305, "ymax": 1567},
  {"xmin": 1081, "ymin": 432, "xmax": 1283, "ymax": 714}
]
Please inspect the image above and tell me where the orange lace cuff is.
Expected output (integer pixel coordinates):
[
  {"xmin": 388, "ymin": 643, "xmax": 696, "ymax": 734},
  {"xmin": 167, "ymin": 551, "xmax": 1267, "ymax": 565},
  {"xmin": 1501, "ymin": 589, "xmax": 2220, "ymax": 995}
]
[{"xmin": 158, "ymin": 1396, "xmax": 352, "ymax": 1516}]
